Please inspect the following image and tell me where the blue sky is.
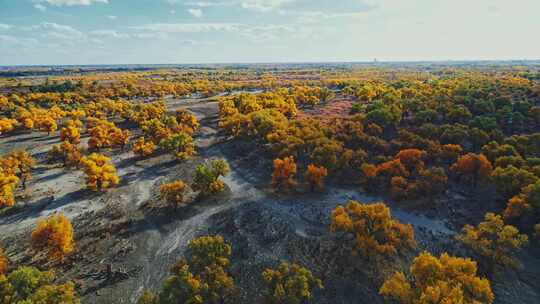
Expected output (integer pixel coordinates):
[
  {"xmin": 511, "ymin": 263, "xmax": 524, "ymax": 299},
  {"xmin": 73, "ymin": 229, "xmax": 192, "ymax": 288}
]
[{"xmin": 0, "ymin": 0, "xmax": 539, "ymax": 65}]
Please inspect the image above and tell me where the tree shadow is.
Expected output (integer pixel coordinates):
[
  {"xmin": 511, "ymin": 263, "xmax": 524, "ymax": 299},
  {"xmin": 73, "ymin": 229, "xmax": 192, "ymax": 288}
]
[
  {"xmin": 33, "ymin": 134, "xmax": 61, "ymax": 142},
  {"xmin": 120, "ymin": 190, "xmax": 231, "ymax": 238},
  {"xmin": 32, "ymin": 169, "xmax": 69, "ymax": 183},
  {"xmin": 2, "ymin": 134, "xmax": 44, "ymax": 143},
  {"xmin": 0, "ymin": 188, "xmax": 96, "ymax": 225},
  {"xmin": 120, "ymin": 159, "xmax": 179, "ymax": 185}
]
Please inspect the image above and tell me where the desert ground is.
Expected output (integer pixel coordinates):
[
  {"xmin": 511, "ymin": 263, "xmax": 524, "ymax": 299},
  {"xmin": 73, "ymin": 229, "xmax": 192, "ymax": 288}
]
[{"xmin": 2, "ymin": 90, "xmax": 539, "ymax": 304}]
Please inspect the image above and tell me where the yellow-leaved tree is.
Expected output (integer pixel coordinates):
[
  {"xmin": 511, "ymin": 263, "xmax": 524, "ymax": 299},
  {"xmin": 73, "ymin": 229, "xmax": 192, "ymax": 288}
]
[
  {"xmin": 0, "ymin": 118, "xmax": 17, "ymax": 135},
  {"xmin": 330, "ymin": 201, "xmax": 416, "ymax": 257},
  {"xmin": 1, "ymin": 150, "xmax": 36, "ymax": 189},
  {"xmin": 80, "ymin": 153, "xmax": 120, "ymax": 191},
  {"xmin": 60, "ymin": 124, "xmax": 81, "ymax": 145},
  {"xmin": 380, "ymin": 251, "xmax": 494, "ymax": 304},
  {"xmin": 175, "ymin": 108, "xmax": 200, "ymax": 135},
  {"xmin": 0, "ymin": 170, "xmax": 19, "ymax": 207},
  {"xmin": 31, "ymin": 213, "xmax": 75, "ymax": 262},
  {"xmin": 133, "ymin": 137, "xmax": 156, "ymax": 158},
  {"xmin": 457, "ymin": 212, "xmax": 528, "ymax": 269},
  {"xmin": 160, "ymin": 180, "xmax": 188, "ymax": 208},
  {"xmin": 49, "ymin": 141, "xmax": 83, "ymax": 167}
]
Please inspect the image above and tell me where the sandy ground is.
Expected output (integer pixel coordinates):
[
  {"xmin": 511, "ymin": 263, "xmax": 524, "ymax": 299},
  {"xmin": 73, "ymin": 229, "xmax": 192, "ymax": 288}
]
[{"xmin": 1, "ymin": 96, "xmax": 539, "ymax": 303}]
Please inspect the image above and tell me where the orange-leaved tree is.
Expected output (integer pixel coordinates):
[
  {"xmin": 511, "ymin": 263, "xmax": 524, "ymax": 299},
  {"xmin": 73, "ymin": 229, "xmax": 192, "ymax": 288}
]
[
  {"xmin": 380, "ymin": 251, "xmax": 494, "ymax": 304},
  {"xmin": 450, "ymin": 153, "xmax": 492, "ymax": 187},
  {"xmin": 503, "ymin": 180, "xmax": 540, "ymax": 220},
  {"xmin": 304, "ymin": 164, "xmax": 328, "ymax": 191},
  {"xmin": 110, "ymin": 128, "xmax": 131, "ymax": 150},
  {"xmin": 272, "ymin": 156, "xmax": 297, "ymax": 190},
  {"xmin": 0, "ymin": 247, "xmax": 7, "ymax": 275},
  {"xmin": 31, "ymin": 213, "xmax": 75, "ymax": 261},
  {"xmin": 394, "ymin": 148, "xmax": 426, "ymax": 171}
]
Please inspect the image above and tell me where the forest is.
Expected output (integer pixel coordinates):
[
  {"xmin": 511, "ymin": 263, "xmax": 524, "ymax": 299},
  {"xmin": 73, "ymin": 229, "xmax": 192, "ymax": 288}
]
[{"xmin": 0, "ymin": 62, "xmax": 539, "ymax": 303}]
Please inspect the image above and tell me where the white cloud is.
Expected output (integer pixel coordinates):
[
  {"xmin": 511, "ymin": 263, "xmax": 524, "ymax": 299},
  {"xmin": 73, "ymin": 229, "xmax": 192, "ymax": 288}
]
[
  {"xmin": 241, "ymin": 24, "xmax": 295, "ymax": 41},
  {"xmin": 188, "ymin": 8, "xmax": 203, "ymax": 17},
  {"xmin": 130, "ymin": 21, "xmax": 302, "ymax": 43},
  {"xmin": 282, "ymin": 10, "xmax": 371, "ymax": 24},
  {"xmin": 90, "ymin": 30, "xmax": 130, "ymax": 38},
  {"xmin": 176, "ymin": 39, "xmax": 215, "ymax": 47},
  {"xmin": 131, "ymin": 23, "xmax": 241, "ymax": 33},
  {"xmin": 0, "ymin": 35, "xmax": 39, "ymax": 47},
  {"xmin": 0, "ymin": 24, "xmax": 12, "ymax": 30},
  {"xmin": 32, "ymin": 22, "xmax": 86, "ymax": 41},
  {"xmin": 107, "ymin": 15, "xmax": 117, "ymax": 20},
  {"xmin": 32, "ymin": 0, "xmax": 108, "ymax": 6},
  {"xmin": 183, "ymin": 0, "xmax": 292, "ymax": 11},
  {"xmin": 241, "ymin": 0, "xmax": 293, "ymax": 11},
  {"xmin": 132, "ymin": 32, "xmax": 169, "ymax": 40},
  {"xmin": 34, "ymin": 4, "xmax": 47, "ymax": 11},
  {"xmin": 183, "ymin": 1, "xmax": 234, "ymax": 7}
]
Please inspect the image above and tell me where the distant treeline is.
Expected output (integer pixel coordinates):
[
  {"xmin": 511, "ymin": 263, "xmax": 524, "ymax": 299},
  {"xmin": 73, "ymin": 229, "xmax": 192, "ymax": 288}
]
[{"xmin": 30, "ymin": 80, "xmax": 82, "ymax": 93}]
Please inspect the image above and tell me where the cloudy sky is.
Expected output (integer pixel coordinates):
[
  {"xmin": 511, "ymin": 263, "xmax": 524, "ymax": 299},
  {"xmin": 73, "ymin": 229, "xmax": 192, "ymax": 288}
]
[{"xmin": 0, "ymin": 0, "xmax": 539, "ymax": 65}]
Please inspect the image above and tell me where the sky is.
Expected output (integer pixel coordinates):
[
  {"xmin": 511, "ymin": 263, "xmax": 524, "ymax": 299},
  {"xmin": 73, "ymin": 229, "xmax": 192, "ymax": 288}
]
[{"xmin": 0, "ymin": 0, "xmax": 539, "ymax": 65}]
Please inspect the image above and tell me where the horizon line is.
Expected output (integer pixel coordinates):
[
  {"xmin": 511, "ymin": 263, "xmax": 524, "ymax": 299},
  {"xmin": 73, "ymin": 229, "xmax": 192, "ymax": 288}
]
[{"xmin": 2, "ymin": 58, "xmax": 540, "ymax": 68}]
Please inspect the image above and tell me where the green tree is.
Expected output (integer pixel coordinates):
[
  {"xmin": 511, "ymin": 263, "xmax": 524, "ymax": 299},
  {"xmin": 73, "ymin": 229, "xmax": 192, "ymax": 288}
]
[
  {"xmin": 262, "ymin": 262, "xmax": 323, "ymax": 304},
  {"xmin": 492, "ymin": 165, "xmax": 538, "ymax": 198},
  {"xmin": 137, "ymin": 291, "xmax": 159, "ymax": 304},
  {"xmin": 157, "ymin": 236, "xmax": 237, "ymax": 304},
  {"xmin": 0, "ymin": 266, "xmax": 79, "ymax": 304},
  {"xmin": 160, "ymin": 132, "xmax": 196, "ymax": 160},
  {"xmin": 193, "ymin": 159, "xmax": 230, "ymax": 196}
]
